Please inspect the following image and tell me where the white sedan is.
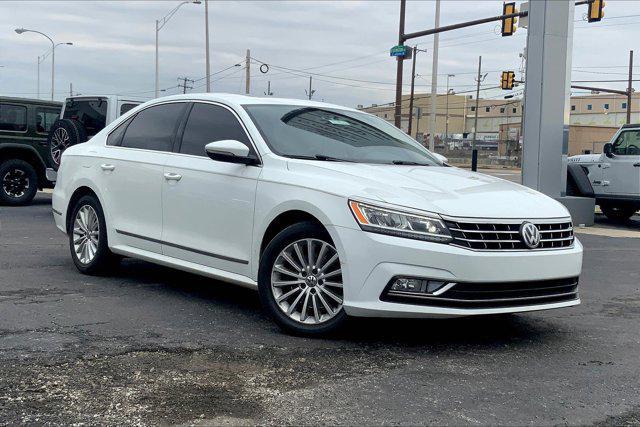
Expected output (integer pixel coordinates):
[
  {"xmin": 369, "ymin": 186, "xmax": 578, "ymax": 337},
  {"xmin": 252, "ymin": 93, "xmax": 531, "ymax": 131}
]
[{"xmin": 52, "ymin": 94, "xmax": 583, "ymax": 335}]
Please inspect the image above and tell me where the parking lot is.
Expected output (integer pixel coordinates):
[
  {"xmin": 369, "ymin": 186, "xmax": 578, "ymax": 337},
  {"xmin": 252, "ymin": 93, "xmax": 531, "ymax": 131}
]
[{"xmin": 0, "ymin": 193, "xmax": 639, "ymax": 425}]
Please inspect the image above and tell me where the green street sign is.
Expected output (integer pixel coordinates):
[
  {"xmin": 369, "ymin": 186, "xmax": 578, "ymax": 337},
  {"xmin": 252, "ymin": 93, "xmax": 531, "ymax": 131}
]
[{"xmin": 390, "ymin": 45, "xmax": 408, "ymax": 57}]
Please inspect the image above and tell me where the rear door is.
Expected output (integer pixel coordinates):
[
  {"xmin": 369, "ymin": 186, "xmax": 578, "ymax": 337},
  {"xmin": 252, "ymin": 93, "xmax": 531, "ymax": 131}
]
[
  {"xmin": 101, "ymin": 101, "xmax": 188, "ymax": 254},
  {"xmin": 161, "ymin": 102, "xmax": 261, "ymax": 276},
  {"xmin": 602, "ymin": 129, "xmax": 640, "ymax": 197}
]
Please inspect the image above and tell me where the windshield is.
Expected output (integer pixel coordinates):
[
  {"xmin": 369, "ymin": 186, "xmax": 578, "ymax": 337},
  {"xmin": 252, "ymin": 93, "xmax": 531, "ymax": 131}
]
[{"xmin": 243, "ymin": 104, "xmax": 440, "ymax": 165}]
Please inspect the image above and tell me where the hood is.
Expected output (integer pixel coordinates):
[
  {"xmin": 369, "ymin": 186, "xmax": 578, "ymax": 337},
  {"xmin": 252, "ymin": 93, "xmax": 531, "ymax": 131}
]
[
  {"xmin": 568, "ymin": 154, "xmax": 602, "ymax": 164},
  {"xmin": 286, "ymin": 161, "xmax": 570, "ymax": 219}
]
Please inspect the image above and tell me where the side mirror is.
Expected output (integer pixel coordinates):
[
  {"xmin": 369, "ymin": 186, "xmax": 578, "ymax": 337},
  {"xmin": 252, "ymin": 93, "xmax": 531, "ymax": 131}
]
[
  {"xmin": 205, "ymin": 140, "xmax": 258, "ymax": 165},
  {"xmin": 603, "ymin": 142, "xmax": 614, "ymax": 158},
  {"xmin": 432, "ymin": 152, "xmax": 449, "ymax": 164}
]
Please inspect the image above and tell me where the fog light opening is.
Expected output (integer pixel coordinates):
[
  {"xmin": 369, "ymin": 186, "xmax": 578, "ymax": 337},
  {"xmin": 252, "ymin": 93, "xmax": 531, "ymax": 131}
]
[{"xmin": 389, "ymin": 277, "xmax": 451, "ymax": 295}]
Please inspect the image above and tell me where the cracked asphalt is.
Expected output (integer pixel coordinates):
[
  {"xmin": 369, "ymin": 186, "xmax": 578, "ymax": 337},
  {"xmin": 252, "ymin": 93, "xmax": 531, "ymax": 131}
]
[{"xmin": 1, "ymin": 193, "xmax": 639, "ymax": 425}]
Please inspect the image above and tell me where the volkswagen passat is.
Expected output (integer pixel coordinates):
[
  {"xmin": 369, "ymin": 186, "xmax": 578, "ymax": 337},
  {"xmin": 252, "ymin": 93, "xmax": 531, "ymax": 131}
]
[{"xmin": 52, "ymin": 94, "xmax": 583, "ymax": 335}]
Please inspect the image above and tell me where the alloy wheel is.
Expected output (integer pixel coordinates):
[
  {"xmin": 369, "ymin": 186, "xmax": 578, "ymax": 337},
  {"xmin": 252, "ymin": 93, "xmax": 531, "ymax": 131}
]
[
  {"xmin": 270, "ymin": 238, "xmax": 344, "ymax": 325},
  {"xmin": 50, "ymin": 127, "xmax": 70, "ymax": 165},
  {"xmin": 73, "ymin": 205, "xmax": 100, "ymax": 265},
  {"xmin": 2, "ymin": 168, "xmax": 30, "ymax": 199}
]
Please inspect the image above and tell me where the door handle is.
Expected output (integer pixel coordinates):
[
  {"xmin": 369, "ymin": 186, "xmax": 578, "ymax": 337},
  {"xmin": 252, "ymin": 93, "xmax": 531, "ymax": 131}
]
[
  {"xmin": 164, "ymin": 172, "xmax": 182, "ymax": 181},
  {"xmin": 100, "ymin": 164, "xmax": 115, "ymax": 171},
  {"xmin": 634, "ymin": 163, "xmax": 640, "ymax": 167}
]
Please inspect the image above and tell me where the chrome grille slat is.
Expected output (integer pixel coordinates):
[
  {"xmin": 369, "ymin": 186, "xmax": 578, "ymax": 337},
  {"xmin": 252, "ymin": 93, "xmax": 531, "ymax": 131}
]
[{"xmin": 444, "ymin": 219, "xmax": 574, "ymax": 251}]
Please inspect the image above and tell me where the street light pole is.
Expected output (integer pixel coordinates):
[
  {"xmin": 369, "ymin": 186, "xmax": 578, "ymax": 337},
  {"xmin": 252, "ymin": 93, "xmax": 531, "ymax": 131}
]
[
  {"xmin": 205, "ymin": 0, "xmax": 211, "ymax": 92},
  {"xmin": 35, "ymin": 42, "xmax": 72, "ymax": 100},
  {"xmin": 155, "ymin": 1, "xmax": 201, "ymax": 98},
  {"xmin": 15, "ymin": 28, "xmax": 55, "ymax": 100}
]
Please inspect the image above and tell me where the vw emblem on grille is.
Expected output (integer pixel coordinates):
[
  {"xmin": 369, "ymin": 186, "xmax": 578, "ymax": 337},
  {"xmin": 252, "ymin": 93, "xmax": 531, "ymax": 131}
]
[{"xmin": 520, "ymin": 222, "xmax": 541, "ymax": 249}]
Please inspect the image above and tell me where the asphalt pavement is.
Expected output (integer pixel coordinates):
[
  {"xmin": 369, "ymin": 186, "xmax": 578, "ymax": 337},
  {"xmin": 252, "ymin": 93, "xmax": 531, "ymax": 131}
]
[{"xmin": 1, "ymin": 193, "xmax": 639, "ymax": 425}]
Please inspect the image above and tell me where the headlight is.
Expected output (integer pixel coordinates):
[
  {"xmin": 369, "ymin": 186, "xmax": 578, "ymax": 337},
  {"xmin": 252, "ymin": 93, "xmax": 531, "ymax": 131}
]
[{"xmin": 348, "ymin": 200, "xmax": 452, "ymax": 243}]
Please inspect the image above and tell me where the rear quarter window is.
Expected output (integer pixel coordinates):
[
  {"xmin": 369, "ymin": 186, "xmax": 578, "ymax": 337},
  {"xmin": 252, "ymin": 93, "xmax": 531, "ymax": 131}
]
[{"xmin": 0, "ymin": 104, "xmax": 28, "ymax": 132}]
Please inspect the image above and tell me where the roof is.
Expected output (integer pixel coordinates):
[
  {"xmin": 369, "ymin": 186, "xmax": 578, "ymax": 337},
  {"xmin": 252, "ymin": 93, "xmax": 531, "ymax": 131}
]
[
  {"xmin": 0, "ymin": 96, "xmax": 62, "ymax": 106},
  {"xmin": 148, "ymin": 93, "xmax": 359, "ymax": 112},
  {"xmin": 66, "ymin": 95, "xmax": 146, "ymax": 103},
  {"xmin": 621, "ymin": 123, "xmax": 640, "ymax": 129}
]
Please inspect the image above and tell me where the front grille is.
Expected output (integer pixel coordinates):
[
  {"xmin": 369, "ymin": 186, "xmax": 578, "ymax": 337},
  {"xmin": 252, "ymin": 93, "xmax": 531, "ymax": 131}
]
[
  {"xmin": 383, "ymin": 277, "xmax": 579, "ymax": 309},
  {"xmin": 444, "ymin": 219, "xmax": 574, "ymax": 251}
]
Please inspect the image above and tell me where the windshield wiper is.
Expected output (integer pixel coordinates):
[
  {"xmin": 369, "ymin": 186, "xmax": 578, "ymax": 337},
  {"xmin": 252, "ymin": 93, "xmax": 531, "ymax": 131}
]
[
  {"xmin": 287, "ymin": 154, "xmax": 354, "ymax": 162},
  {"xmin": 391, "ymin": 160, "xmax": 431, "ymax": 166}
]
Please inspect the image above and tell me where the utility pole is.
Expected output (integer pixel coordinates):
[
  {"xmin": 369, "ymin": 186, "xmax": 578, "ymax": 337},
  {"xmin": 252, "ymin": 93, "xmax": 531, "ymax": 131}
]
[
  {"xmin": 69, "ymin": 82, "xmax": 72, "ymax": 97},
  {"xmin": 245, "ymin": 49, "xmax": 251, "ymax": 95},
  {"xmin": 445, "ymin": 74, "xmax": 455, "ymax": 144},
  {"xmin": 471, "ymin": 55, "xmax": 484, "ymax": 172},
  {"xmin": 264, "ymin": 81, "xmax": 273, "ymax": 96},
  {"xmin": 305, "ymin": 76, "xmax": 315, "ymax": 100},
  {"xmin": 627, "ymin": 50, "xmax": 634, "ymax": 124},
  {"xmin": 429, "ymin": 0, "xmax": 441, "ymax": 151},
  {"xmin": 407, "ymin": 46, "xmax": 418, "ymax": 136},
  {"xmin": 177, "ymin": 76, "xmax": 194, "ymax": 94},
  {"xmin": 205, "ymin": 0, "xmax": 211, "ymax": 92},
  {"xmin": 394, "ymin": 0, "xmax": 406, "ymax": 128}
]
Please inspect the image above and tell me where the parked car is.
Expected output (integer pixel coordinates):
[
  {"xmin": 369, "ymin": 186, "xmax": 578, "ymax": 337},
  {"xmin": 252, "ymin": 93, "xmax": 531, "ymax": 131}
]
[
  {"xmin": 569, "ymin": 124, "xmax": 640, "ymax": 221},
  {"xmin": 46, "ymin": 95, "xmax": 143, "ymax": 177},
  {"xmin": 0, "ymin": 97, "xmax": 62, "ymax": 205},
  {"xmin": 52, "ymin": 94, "xmax": 583, "ymax": 335}
]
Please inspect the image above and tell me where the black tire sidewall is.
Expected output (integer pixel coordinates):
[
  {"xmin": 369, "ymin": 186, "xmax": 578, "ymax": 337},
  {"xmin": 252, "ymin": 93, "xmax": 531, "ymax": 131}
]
[
  {"xmin": 0, "ymin": 159, "xmax": 38, "ymax": 206},
  {"xmin": 69, "ymin": 195, "xmax": 114, "ymax": 274},
  {"xmin": 258, "ymin": 221, "xmax": 347, "ymax": 336},
  {"xmin": 600, "ymin": 203, "xmax": 637, "ymax": 221}
]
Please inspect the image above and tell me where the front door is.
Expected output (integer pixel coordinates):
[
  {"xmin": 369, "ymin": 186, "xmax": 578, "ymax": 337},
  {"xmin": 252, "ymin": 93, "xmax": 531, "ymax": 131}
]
[
  {"xmin": 100, "ymin": 101, "xmax": 187, "ymax": 254},
  {"xmin": 602, "ymin": 129, "xmax": 640, "ymax": 197},
  {"xmin": 162, "ymin": 102, "xmax": 260, "ymax": 277}
]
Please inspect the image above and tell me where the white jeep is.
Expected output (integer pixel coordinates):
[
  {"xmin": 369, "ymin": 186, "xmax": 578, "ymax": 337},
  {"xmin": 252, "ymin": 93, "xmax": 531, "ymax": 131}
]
[
  {"xmin": 568, "ymin": 124, "xmax": 640, "ymax": 221},
  {"xmin": 45, "ymin": 95, "xmax": 144, "ymax": 180}
]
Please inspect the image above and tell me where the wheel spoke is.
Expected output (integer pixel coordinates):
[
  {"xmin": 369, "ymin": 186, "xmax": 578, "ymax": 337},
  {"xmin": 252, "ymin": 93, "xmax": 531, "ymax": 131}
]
[
  {"xmin": 293, "ymin": 243, "xmax": 307, "ymax": 270},
  {"xmin": 319, "ymin": 253, "xmax": 338, "ymax": 273},
  {"xmin": 272, "ymin": 279, "xmax": 305, "ymax": 287},
  {"xmin": 307, "ymin": 239, "xmax": 314, "ymax": 268},
  {"xmin": 316, "ymin": 290, "xmax": 334, "ymax": 315},
  {"xmin": 281, "ymin": 251, "xmax": 302, "ymax": 272},
  {"xmin": 273, "ymin": 264, "xmax": 300, "ymax": 278},
  {"xmin": 322, "ymin": 268, "xmax": 342, "ymax": 279},
  {"xmin": 323, "ymin": 281, "xmax": 343, "ymax": 288},
  {"xmin": 312, "ymin": 294, "xmax": 320, "ymax": 322},
  {"xmin": 300, "ymin": 291, "xmax": 311, "ymax": 322},
  {"xmin": 315, "ymin": 242, "xmax": 327, "ymax": 269},
  {"xmin": 276, "ymin": 287, "xmax": 301, "ymax": 303},
  {"xmin": 319, "ymin": 286, "xmax": 343, "ymax": 305},
  {"xmin": 287, "ymin": 289, "xmax": 306, "ymax": 315}
]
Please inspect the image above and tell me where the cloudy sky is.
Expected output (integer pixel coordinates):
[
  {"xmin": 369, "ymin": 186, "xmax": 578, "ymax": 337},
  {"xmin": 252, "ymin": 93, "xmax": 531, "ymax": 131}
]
[{"xmin": 1, "ymin": 0, "xmax": 638, "ymax": 108}]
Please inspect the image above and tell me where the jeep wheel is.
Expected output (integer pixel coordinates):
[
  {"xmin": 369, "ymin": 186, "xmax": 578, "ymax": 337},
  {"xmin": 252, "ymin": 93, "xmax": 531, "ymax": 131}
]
[
  {"xmin": 0, "ymin": 159, "xmax": 38, "ymax": 206},
  {"xmin": 46, "ymin": 119, "xmax": 87, "ymax": 170},
  {"xmin": 600, "ymin": 203, "xmax": 638, "ymax": 222}
]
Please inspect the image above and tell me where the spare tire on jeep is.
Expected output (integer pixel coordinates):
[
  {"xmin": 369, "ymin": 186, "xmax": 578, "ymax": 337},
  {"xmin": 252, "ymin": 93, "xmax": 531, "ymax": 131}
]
[{"xmin": 46, "ymin": 119, "xmax": 87, "ymax": 170}]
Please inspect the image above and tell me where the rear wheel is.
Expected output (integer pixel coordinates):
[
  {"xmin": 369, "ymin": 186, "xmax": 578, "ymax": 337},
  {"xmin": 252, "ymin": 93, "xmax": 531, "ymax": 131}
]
[
  {"xmin": 600, "ymin": 203, "xmax": 638, "ymax": 222},
  {"xmin": 69, "ymin": 195, "xmax": 119, "ymax": 274},
  {"xmin": 0, "ymin": 159, "xmax": 38, "ymax": 206},
  {"xmin": 258, "ymin": 222, "xmax": 347, "ymax": 336}
]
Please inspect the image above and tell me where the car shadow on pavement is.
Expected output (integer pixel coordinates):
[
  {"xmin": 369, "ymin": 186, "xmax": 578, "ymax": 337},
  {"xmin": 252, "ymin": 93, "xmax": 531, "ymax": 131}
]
[{"xmin": 104, "ymin": 258, "xmax": 563, "ymax": 351}]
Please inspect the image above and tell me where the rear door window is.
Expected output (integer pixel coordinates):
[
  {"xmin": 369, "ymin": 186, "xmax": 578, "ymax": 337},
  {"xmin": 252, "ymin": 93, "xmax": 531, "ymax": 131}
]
[
  {"xmin": 179, "ymin": 103, "xmax": 251, "ymax": 157},
  {"xmin": 63, "ymin": 98, "xmax": 107, "ymax": 136},
  {"xmin": 0, "ymin": 104, "xmax": 27, "ymax": 132},
  {"xmin": 36, "ymin": 107, "xmax": 61, "ymax": 134},
  {"xmin": 120, "ymin": 103, "xmax": 186, "ymax": 152}
]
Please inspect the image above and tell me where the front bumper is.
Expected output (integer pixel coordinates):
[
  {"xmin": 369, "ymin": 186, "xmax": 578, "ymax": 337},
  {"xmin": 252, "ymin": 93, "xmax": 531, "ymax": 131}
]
[{"xmin": 329, "ymin": 225, "xmax": 583, "ymax": 318}]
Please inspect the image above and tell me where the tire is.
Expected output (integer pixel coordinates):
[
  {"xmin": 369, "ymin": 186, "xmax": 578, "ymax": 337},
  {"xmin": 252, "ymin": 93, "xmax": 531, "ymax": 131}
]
[
  {"xmin": 258, "ymin": 221, "xmax": 347, "ymax": 336},
  {"xmin": 46, "ymin": 119, "xmax": 87, "ymax": 171},
  {"xmin": 600, "ymin": 203, "xmax": 638, "ymax": 222},
  {"xmin": 0, "ymin": 159, "xmax": 38, "ymax": 206},
  {"xmin": 68, "ymin": 195, "xmax": 119, "ymax": 274}
]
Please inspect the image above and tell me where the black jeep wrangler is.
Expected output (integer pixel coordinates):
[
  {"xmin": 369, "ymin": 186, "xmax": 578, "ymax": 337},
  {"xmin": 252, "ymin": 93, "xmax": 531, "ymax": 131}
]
[{"xmin": 0, "ymin": 97, "xmax": 62, "ymax": 205}]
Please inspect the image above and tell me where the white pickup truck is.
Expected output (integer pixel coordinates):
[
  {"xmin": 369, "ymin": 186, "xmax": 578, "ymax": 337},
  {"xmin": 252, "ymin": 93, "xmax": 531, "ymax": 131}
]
[
  {"xmin": 45, "ymin": 95, "xmax": 143, "ymax": 181},
  {"xmin": 568, "ymin": 124, "xmax": 640, "ymax": 221}
]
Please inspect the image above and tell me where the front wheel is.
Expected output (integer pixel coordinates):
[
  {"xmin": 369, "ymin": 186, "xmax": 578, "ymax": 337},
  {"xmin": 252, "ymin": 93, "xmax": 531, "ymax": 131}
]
[
  {"xmin": 258, "ymin": 222, "xmax": 347, "ymax": 336},
  {"xmin": 69, "ymin": 195, "xmax": 119, "ymax": 274},
  {"xmin": 0, "ymin": 159, "xmax": 38, "ymax": 206}
]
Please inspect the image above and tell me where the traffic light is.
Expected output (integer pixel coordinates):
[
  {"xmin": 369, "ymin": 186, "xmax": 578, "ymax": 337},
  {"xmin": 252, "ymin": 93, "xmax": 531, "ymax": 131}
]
[
  {"xmin": 501, "ymin": 71, "xmax": 516, "ymax": 90},
  {"xmin": 501, "ymin": 2, "xmax": 518, "ymax": 37},
  {"xmin": 588, "ymin": 0, "xmax": 605, "ymax": 23}
]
